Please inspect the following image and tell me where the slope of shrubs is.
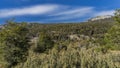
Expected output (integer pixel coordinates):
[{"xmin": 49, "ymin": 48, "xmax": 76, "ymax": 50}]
[{"xmin": 0, "ymin": 10, "xmax": 120, "ymax": 68}]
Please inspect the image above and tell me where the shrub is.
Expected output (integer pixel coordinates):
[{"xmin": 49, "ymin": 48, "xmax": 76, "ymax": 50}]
[
  {"xmin": 104, "ymin": 9, "xmax": 120, "ymax": 50},
  {"xmin": 14, "ymin": 45, "xmax": 120, "ymax": 68},
  {"xmin": 34, "ymin": 31, "xmax": 54, "ymax": 53},
  {"xmin": 0, "ymin": 22, "xmax": 30, "ymax": 68}
]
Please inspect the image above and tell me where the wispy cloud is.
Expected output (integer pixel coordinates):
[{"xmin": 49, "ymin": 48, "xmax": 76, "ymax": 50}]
[
  {"xmin": 0, "ymin": 4, "xmax": 115, "ymax": 22},
  {"xmin": 94, "ymin": 10, "xmax": 115, "ymax": 16},
  {"xmin": 50, "ymin": 7, "xmax": 94, "ymax": 16},
  {"xmin": 47, "ymin": 7, "xmax": 94, "ymax": 20},
  {"xmin": 0, "ymin": 4, "xmax": 59, "ymax": 18}
]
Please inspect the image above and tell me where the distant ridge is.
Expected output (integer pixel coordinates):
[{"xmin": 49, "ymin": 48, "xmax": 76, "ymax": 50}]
[{"xmin": 88, "ymin": 15, "xmax": 113, "ymax": 21}]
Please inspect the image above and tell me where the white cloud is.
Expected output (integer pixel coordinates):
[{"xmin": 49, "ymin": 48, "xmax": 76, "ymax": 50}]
[
  {"xmin": 0, "ymin": 4, "xmax": 94, "ymax": 20},
  {"xmin": 50, "ymin": 7, "xmax": 93, "ymax": 16},
  {"xmin": 0, "ymin": 4, "xmax": 59, "ymax": 18},
  {"xmin": 94, "ymin": 10, "xmax": 115, "ymax": 16},
  {"xmin": 47, "ymin": 7, "xmax": 94, "ymax": 20},
  {"xmin": 0, "ymin": 4, "xmax": 115, "ymax": 22}
]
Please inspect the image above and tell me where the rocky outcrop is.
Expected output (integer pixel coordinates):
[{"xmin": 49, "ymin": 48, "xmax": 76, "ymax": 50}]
[{"xmin": 88, "ymin": 15, "xmax": 112, "ymax": 21}]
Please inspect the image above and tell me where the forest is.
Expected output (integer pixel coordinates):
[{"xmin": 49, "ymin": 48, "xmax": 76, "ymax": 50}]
[{"xmin": 0, "ymin": 10, "xmax": 120, "ymax": 68}]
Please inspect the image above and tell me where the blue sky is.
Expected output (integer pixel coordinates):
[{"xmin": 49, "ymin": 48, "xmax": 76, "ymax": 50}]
[{"xmin": 0, "ymin": 0, "xmax": 120, "ymax": 24}]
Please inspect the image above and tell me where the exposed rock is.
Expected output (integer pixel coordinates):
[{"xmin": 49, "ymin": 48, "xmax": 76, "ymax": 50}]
[{"xmin": 88, "ymin": 15, "xmax": 112, "ymax": 21}]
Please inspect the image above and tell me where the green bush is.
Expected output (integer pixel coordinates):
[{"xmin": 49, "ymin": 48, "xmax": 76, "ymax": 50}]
[
  {"xmin": 104, "ymin": 9, "xmax": 120, "ymax": 50},
  {"xmin": 34, "ymin": 31, "xmax": 54, "ymax": 53},
  {"xmin": 0, "ymin": 22, "xmax": 30, "ymax": 68}
]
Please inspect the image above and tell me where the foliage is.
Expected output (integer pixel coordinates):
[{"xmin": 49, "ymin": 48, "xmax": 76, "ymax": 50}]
[
  {"xmin": 14, "ymin": 45, "xmax": 120, "ymax": 68},
  {"xmin": 104, "ymin": 9, "xmax": 120, "ymax": 50},
  {"xmin": 34, "ymin": 31, "xmax": 54, "ymax": 53},
  {"xmin": 0, "ymin": 22, "xmax": 30, "ymax": 68},
  {"xmin": 0, "ymin": 10, "xmax": 119, "ymax": 68},
  {"xmin": 27, "ymin": 20, "xmax": 113, "ymax": 44}
]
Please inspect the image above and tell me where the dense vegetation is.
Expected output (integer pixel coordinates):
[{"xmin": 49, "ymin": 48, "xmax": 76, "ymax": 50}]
[
  {"xmin": 0, "ymin": 22, "xmax": 30, "ymax": 68},
  {"xmin": 0, "ymin": 10, "xmax": 120, "ymax": 68}
]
